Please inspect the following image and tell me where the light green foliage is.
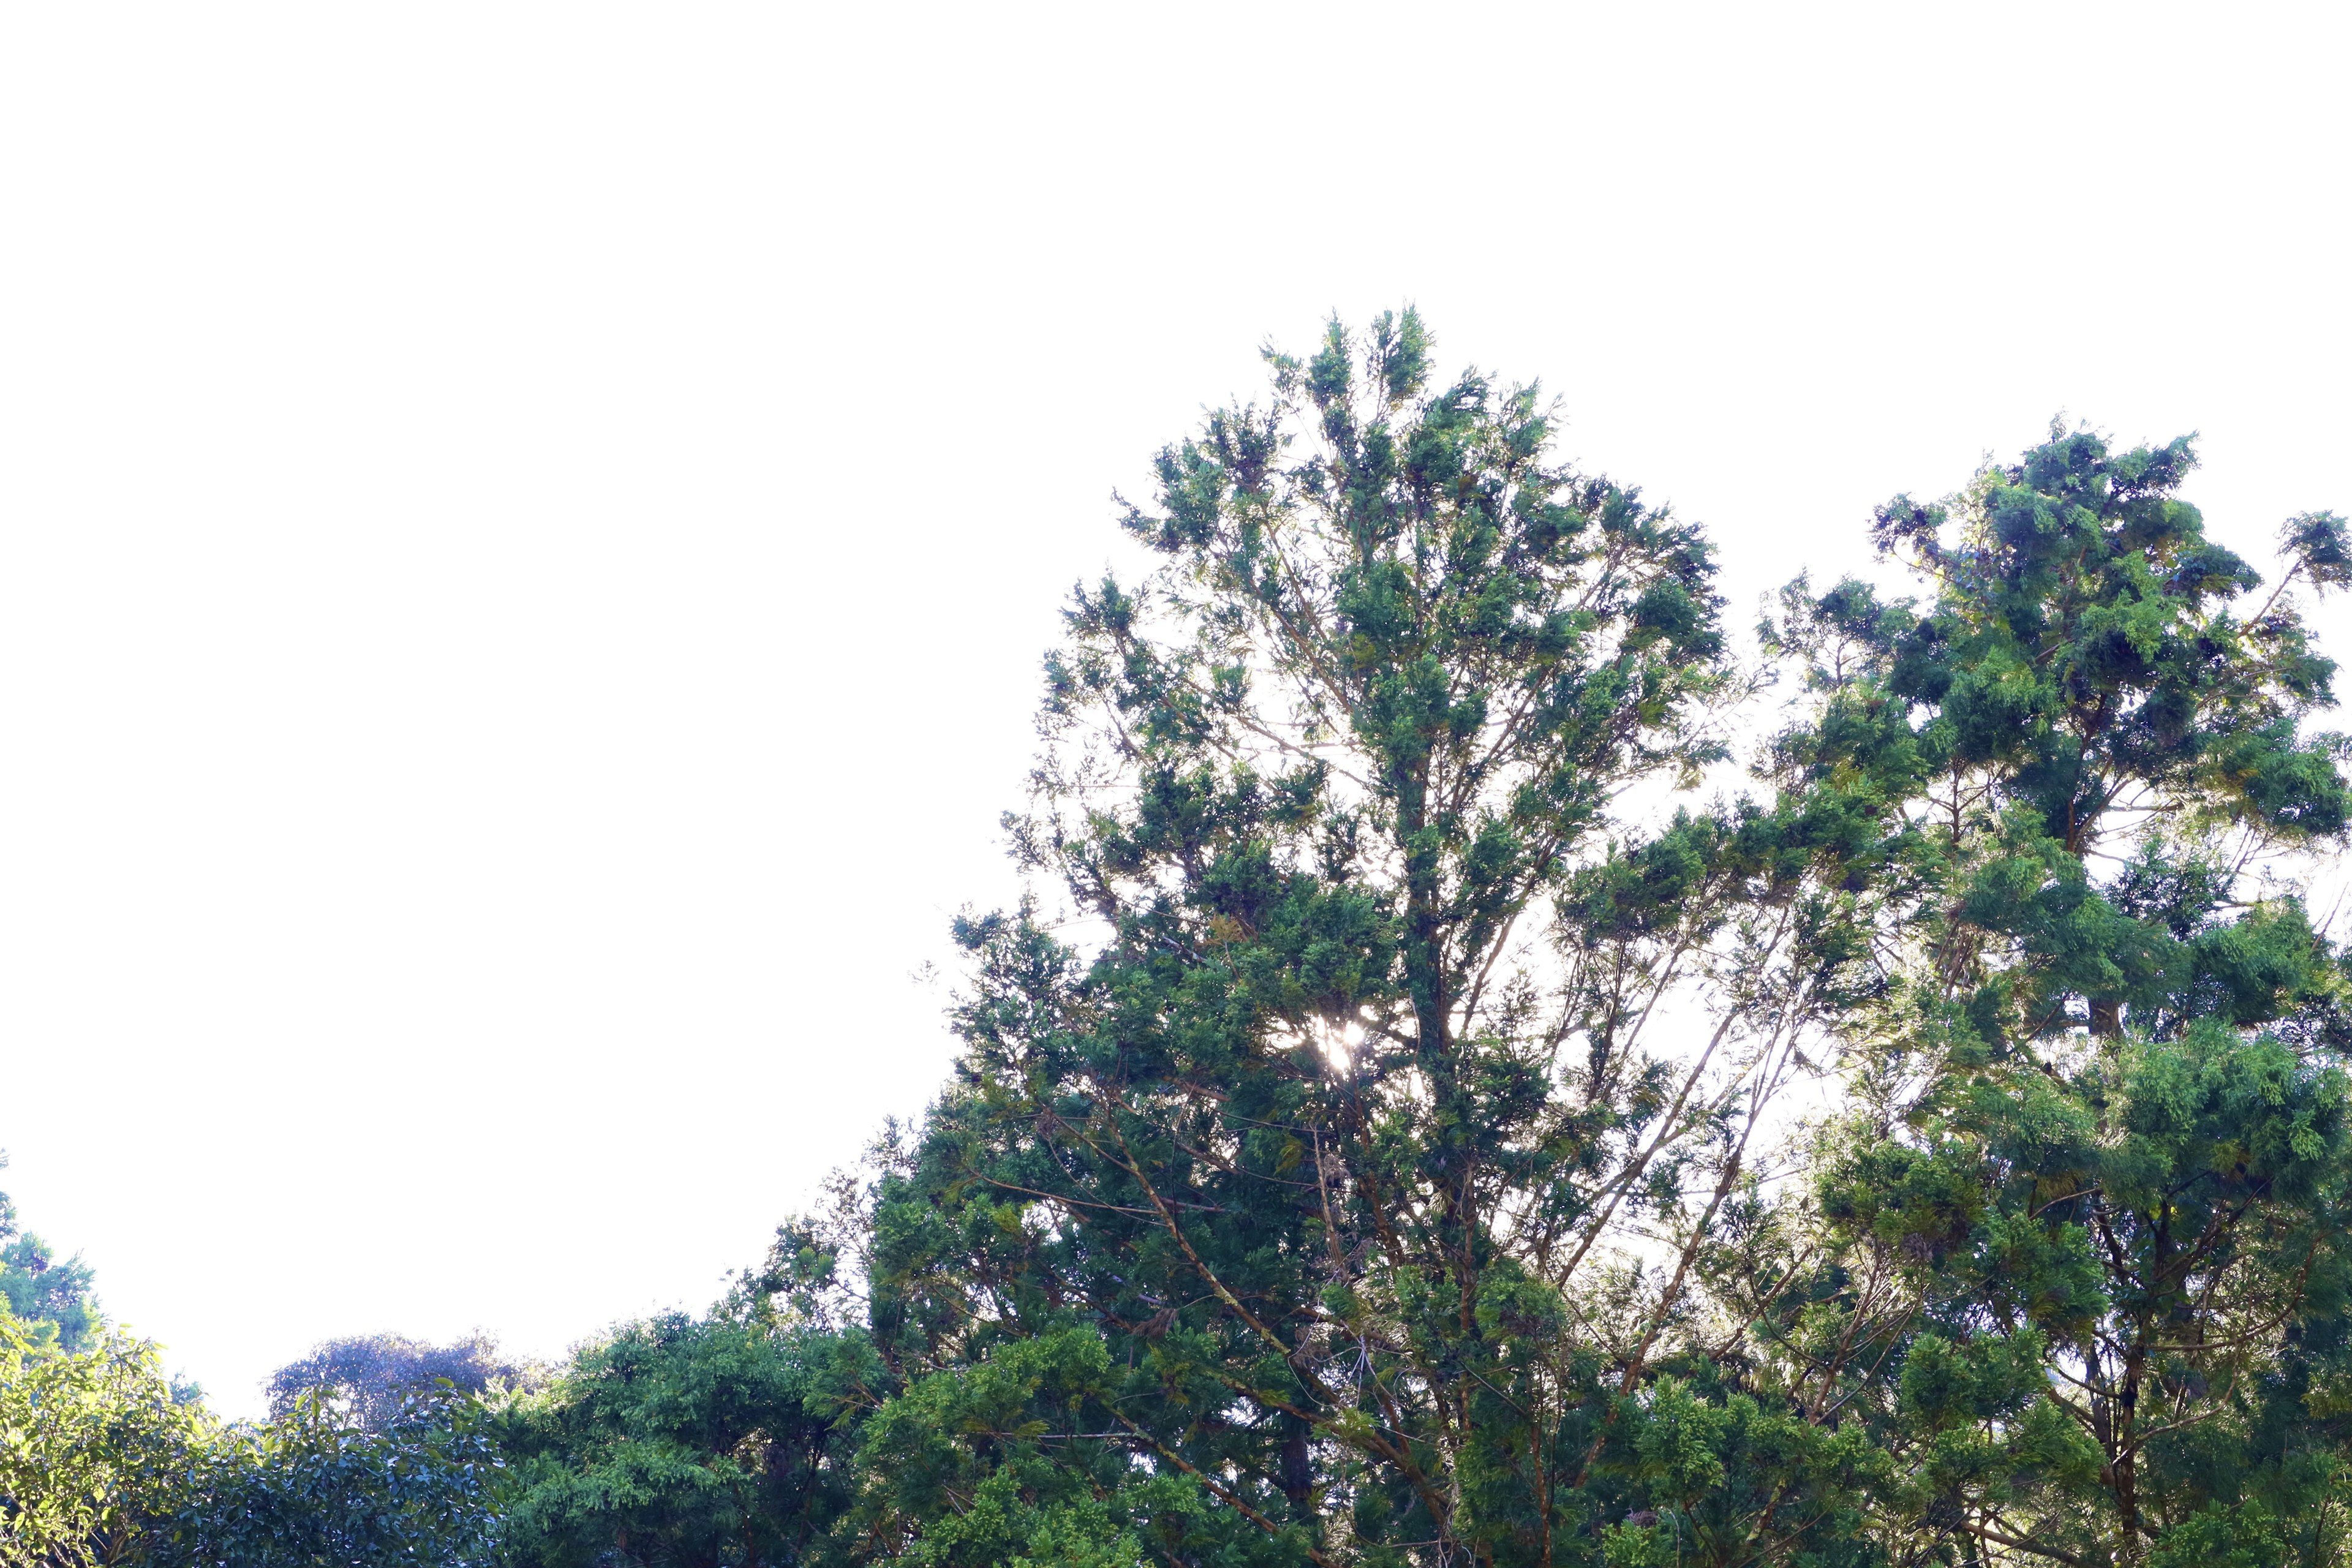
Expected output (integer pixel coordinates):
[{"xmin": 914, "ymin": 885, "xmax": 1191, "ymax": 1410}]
[
  {"xmin": 0, "ymin": 1158, "xmax": 102, "ymax": 1354},
  {"xmin": 0, "ymin": 1240, "xmax": 99, "ymax": 1358},
  {"xmin": 846, "ymin": 1326, "xmax": 1183, "ymax": 1567},
  {"xmin": 0, "ymin": 1314, "xmax": 203, "ymax": 1566},
  {"xmin": 0, "ymin": 1305, "xmax": 499, "ymax": 1567}
]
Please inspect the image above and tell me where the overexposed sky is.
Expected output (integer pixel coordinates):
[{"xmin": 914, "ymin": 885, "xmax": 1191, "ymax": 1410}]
[{"xmin": 1, "ymin": 2, "xmax": 2346, "ymax": 1414}]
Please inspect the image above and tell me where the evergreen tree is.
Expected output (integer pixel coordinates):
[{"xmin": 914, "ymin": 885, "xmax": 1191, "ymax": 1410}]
[
  {"xmin": 0, "ymin": 1153, "xmax": 102, "ymax": 1354},
  {"xmin": 1739, "ymin": 428, "xmax": 2352, "ymax": 1566},
  {"xmin": 839, "ymin": 312, "xmax": 1878, "ymax": 1565}
]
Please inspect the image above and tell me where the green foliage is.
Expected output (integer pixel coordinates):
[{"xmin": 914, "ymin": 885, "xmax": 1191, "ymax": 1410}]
[
  {"xmin": 1747, "ymin": 423, "xmax": 2352, "ymax": 1565},
  {"xmin": 827, "ymin": 391, "xmax": 2352, "ymax": 1565},
  {"xmin": 152, "ymin": 1387, "xmax": 503, "ymax": 1568},
  {"xmin": 0, "ymin": 1238, "xmax": 99, "ymax": 1358},
  {"xmin": 0, "ymin": 1156, "xmax": 102, "ymax": 1354},
  {"xmin": 843, "ymin": 1325, "xmax": 1213, "ymax": 1568},
  {"xmin": 0, "ymin": 1314, "xmax": 203, "ymax": 1566},
  {"xmin": 0, "ymin": 1305, "xmax": 500, "ymax": 1567},
  {"xmin": 2143, "ymin": 1501, "xmax": 2288, "ymax": 1568},
  {"xmin": 15, "ymin": 328, "xmax": 2352, "ymax": 1568},
  {"xmin": 839, "ymin": 311, "xmax": 1883, "ymax": 1566},
  {"xmin": 497, "ymin": 1304, "xmax": 859, "ymax": 1567}
]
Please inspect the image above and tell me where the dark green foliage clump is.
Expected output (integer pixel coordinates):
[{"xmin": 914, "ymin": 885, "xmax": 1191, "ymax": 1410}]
[
  {"xmin": 151, "ymin": 1385, "xmax": 505, "ymax": 1567},
  {"xmin": 824, "ymin": 312, "xmax": 1884, "ymax": 1566},
  {"xmin": 1740, "ymin": 426, "xmax": 2352, "ymax": 1566},
  {"xmin": 496, "ymin": 1300, "xmax": 860, "ymax": 1568}
]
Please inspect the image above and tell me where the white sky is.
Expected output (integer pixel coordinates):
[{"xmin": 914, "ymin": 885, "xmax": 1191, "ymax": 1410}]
[{"xmin": 1, "ymin": 2, "xmax": 2346, "ymax": 1416}]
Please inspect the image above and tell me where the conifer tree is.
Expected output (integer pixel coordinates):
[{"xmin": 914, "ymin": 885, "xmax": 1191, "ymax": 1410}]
[
  {"xmin": 1735, "ymin": 429, "xmax": 2352, "ymax": 1567},
  {"xmin": 832, "ymin": 313, "xmax": 1879, "ymax": 1566}
]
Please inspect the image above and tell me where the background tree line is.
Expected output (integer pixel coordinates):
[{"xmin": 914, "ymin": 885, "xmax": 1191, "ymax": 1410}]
[{"xmin": 6, "ymin": 311, "xmax": 2350, "ymax": 1567}]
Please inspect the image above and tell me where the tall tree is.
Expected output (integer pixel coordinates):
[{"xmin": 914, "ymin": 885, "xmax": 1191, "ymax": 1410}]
[
  {"xmin": 842, "ymin": 312, "xmax": 1875, "ymax": 1566},
  {"xmin": 1733, "ymin": 428, "xmax": 2352, "ymax": 1567}
]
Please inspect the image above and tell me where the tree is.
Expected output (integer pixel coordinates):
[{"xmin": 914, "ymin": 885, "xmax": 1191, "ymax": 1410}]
[
  {"xmin": 497, "ymin": 1298, "xmax": 859, "ymax": 1567},
  {"xmin": 0, "ymin": 1155, "xmax": 102, "ymax": 1354},
  {"xmin": 842, "ymin": 311, "xmax": 1880, "ymax": 1565},
  {"xmin": 1739, "ymin": 427, "xmax": 2352, "ymax": 1566},
  {"xmin": 151, "ymin": 1385, "xmax": 504, "ymax": 1568},
  {"xmin": 0, "ymin": 1314, "xmax": 204, "ymax": 1566},
  {"xmin": 1, "ymin": 1238, "xmax": 99, "ymax": 1357},
  {"xmin": 268, "ymin": 1332, "xmax": 531, "ymax": 1426},
  {"xmin": 0, "ymin": 1281, "xmax": 505, "ymax": 1567},
  {"xmin": 16, "ymin": 318, "xmax": 2348, "ymax": 1568}
]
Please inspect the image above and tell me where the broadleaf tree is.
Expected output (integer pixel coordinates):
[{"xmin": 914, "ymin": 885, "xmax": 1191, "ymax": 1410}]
[{"xmin": 0, "ymin": 1314, "xmax": 204, "ymax": 1566}]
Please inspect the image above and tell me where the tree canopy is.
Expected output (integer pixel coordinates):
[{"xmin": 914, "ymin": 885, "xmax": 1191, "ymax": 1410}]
[
  {"xmin": 7, "ymin": 312, "xmax": 2350, "ymax": 1568},
  {"xmin": 0, "ymin": 1156, "xmax": 100, "ymax": 1355}
]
